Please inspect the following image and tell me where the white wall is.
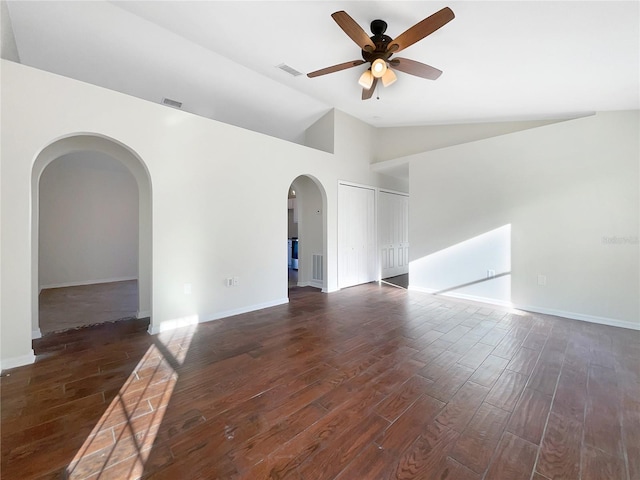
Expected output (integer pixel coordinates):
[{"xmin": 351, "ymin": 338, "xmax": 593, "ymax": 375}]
[
  {"xmin": 0, "ymin": 0, "xmax": 20, "ymax": 63},
  {"xmin": 304, "ymin": 109, "xmax": 334, "ymax": 154},
  {"xmin": 409, "ymin": 111, "xmax": 640, "ymax": 329},
  {"xmin": 38, "ymin": 151, "xmax": 138, "ymax": 289},
  {"xmin": 372, "ymin": 118, "xmax": 576, "ymax": 163},
  {"xmin": 0, "ymin": 60, "xmax": 385, "ymax": 368},
  {"xmin": 410, "ymin": 224, "xmax": 512, "ymax": 304}
]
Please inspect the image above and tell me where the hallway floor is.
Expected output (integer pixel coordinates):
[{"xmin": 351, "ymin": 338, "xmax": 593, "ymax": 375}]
[
  {"xmin": 38, "ymin": 280, "xmax": 138, "ymax": 335},
  {"xmin": 381, "ymin": 273, "xmax": 409, "ymax": 289}
]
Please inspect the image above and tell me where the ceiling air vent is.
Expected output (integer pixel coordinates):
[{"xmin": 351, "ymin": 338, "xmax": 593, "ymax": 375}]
[
  {"xmin": 162, "ymin": 97, "xmax": 183, "ymax": 109},
  {"xmin": 276, "ymin": 63, "xmax": 303, "ymax": 77}
]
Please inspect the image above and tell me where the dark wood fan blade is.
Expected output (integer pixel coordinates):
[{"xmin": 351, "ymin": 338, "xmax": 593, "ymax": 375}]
[
  {"xmin": 362, "ymin": 77, "xmax": 378, "ymax": 100},
  {"xmin": 307, "ymin": 60, "xmax": 366, "ymax": 78},
  {"xmin": 387, "ymin": 7, "xmax": 454, "ymax": 53},
  {"xmin": 332, "ymin": 11, "xmax": 376, "ymax": 52},
  {"xmin": 389, "ymin": 57, "xmax": 442, "ymax": 80}
]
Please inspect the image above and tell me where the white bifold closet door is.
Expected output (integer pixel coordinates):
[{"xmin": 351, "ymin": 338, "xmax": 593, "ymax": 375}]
[
  {"xmin": 338, "ymin": 183, "xmax": 377, "ymax": 289},
  {"xmin": 379, "ymin": 191, "xmax": 409, "ymax": 279}
]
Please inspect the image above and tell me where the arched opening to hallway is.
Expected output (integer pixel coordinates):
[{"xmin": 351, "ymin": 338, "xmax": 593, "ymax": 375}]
[
  {"xmin": 31, "ymin": 134, "xmax": 152, "ymax": 337},
  {"xmin": 287, "ymin": 175, "xmax": 327, "ymax": 293}
]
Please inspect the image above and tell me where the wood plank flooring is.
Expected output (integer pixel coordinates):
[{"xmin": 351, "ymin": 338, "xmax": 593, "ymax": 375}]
[
  {"xmin": 2, "ymin": 283, "xmax": 638, "ymax": 479},
  {"xmin": 39, "ymin": 280, "xmax": 138, "ymax": 334},
  {"xmin": 381, "ymin": 274, "xmax": 409, "ymax": 289}
]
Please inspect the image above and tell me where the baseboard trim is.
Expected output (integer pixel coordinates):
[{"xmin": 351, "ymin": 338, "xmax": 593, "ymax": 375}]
[
  {"xmin": 409, "ymin": 286, "xmax": 514, "ymax": 308},
  {"xmin": 32, "ymin": 328, "xmax": 42, "ymax": 340},
  {"xmin": 40, "ymin": 276, "xmax": 138, "ymax": 293},
  {"xmin": 408, "ymin": 285, "xmax": 639, "ymax": 331},
  {"xmin": 1, "ymin": 351, "xmax": 36, "ymax": 371},
  {"xmin": 147, "ymin": 298, "xmax": 290, "ymax": 335},
  {"xmin": 514, "ymin": 304, "xmax": 640, "ymax": 331},
  {"xmin": 297, "ymin": 280, "xmax": 323, "ymax": 289}
]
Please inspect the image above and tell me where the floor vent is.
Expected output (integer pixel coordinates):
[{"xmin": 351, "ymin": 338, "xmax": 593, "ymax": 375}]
[
  {"xmin": 312, "ymin": 254, "xmax": 323, "ymax": 282},
  {"xmin": 276, "ymin": 63, "xmax": 303, "ymax": 77},
  {"xmin": 162, "ymin": 97, "xmax": 183, "ymax": 109}
]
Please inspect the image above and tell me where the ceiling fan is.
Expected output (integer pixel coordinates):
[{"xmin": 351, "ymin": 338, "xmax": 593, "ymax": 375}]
[{"xmin": 307, "ymin": 7, "xmax": 455, "ymax": 100}]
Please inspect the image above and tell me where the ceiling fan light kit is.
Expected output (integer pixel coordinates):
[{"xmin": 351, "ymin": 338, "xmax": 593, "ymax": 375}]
[
  {"xmin": 381, "ymin": 68, "xmax": 397, "ymax": 87},
  {"xmin": 307, "ymin": 7, "xmax": 455, "ymax": 100},
  {"xmin": 371, "ymin": 58, "xmax": 387, "ymax": 78},
  {"xmin": 358, "ymin": 69, "xmax": 374, "ymax": 89}
]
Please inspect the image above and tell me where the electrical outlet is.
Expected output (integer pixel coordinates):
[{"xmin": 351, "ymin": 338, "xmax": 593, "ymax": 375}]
[
  {"xmin": 225, "ymin": 278, "xmax": 233, "ymax": 287},
  {"xmin": 233, "ymin": 277, "xmax": 239, "ymax": 286},
  {"xmin": 537, "ymin": 274, "xmax": 547, "ymax": 286}
]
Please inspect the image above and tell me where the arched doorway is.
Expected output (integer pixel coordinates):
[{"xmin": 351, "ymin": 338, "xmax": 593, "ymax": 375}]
[
  {"xmin": 287, "ymin": 175, "xmax": 327, "ymax": 293},
  {"xmin": 31, "ymin": 134, "xmax": 152, "ymax": 337}
]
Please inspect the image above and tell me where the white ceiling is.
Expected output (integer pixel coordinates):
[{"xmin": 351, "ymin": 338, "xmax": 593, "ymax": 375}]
[{"xmin": 6, "ymin": 1, "xmax": 640, "ymax": 143}]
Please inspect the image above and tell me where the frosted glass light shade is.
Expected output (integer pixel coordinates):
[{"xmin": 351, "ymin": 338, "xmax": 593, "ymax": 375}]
[
  {"xmin": 358, "ymin": 70, "xmax": 374, "ymax": 89},
  {"xmin": 381, "ymin": 68, "xmax": 397, "ymax": 87},
  {"xmin": 371, "ymin": 58, "xmax": 387, "ymax": 78}
]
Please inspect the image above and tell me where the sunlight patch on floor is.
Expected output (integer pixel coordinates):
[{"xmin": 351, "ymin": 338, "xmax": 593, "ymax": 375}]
[{"xmin": 65, "ymin": 323, "xmax": 197, "ymax": 478}]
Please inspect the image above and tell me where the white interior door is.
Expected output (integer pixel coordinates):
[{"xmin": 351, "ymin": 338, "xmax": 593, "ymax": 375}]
[
  {"xmin": 379, "ymin": 191, "xmax": 409, "ymax": 279},
  {"xmin": 338, "ymin": 183, "xmax": 376, "ymax": 289}
]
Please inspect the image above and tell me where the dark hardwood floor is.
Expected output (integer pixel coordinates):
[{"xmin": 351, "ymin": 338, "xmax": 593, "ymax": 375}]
[
  {"xmin": 39, "ymin": 280, "xmax": 138, "ymax": 334},
  {"xmin": 1, "ymin": 283, "xmax": 638, "ymax": 479},
  {"xmin": 381, "ymin": 274, "xmax": 409, "ymax": 290}
]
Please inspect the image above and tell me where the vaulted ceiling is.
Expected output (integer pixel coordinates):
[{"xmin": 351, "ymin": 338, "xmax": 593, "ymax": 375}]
[{"xmin": 5, "ymin": 1, "xmax": 640, "ymax": 144}]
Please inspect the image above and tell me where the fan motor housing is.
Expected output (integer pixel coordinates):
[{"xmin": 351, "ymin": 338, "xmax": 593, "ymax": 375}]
[{"xmin": 362, "ymin": 19, "xmax": 394, "ymax": 62}]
